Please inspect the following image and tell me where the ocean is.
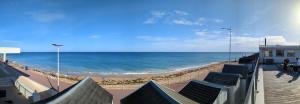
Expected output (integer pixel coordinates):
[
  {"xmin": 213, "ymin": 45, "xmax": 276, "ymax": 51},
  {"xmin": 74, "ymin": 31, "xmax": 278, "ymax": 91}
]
[{"xmin": 7, "ymin": 52, "xmax": 253, "ymax": 75}]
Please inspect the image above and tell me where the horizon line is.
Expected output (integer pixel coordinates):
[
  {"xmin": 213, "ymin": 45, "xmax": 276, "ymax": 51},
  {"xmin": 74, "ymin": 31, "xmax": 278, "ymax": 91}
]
[{"xmin": 20, "ymin": 51, "xmax": 257, "ymax": 53}]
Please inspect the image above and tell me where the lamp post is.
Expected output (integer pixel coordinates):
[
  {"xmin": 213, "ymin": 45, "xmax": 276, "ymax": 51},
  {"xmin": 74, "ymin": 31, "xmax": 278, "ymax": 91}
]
[
  {"xmin": 221, "ymin": 27, "xmax": 232, "ymax": 64},
  {"xmin": 52, "ymin": 44, "xmax": 63, "ymax": 92}
]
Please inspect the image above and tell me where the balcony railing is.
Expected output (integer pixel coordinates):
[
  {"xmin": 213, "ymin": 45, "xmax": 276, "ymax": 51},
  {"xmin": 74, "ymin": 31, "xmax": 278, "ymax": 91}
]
[{"xmin": 244, "ymin": 58, "xmax": 260, "ymax": 104}]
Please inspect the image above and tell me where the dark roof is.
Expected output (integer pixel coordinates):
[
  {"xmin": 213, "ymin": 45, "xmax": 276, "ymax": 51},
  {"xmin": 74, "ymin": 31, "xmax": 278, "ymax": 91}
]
[
  {"xmin": 34, "ymin": 77, "xmax": 113, "ymax": 104},
  {"xmin": 222, "ymin": 64, "xmax": 249, "ymax": 78},
  {"xmin": 121, "ymin": 81, "xmax": 197, "ymax": 104},
  {"xmin": 204, "ymin": 72, "xmax": 240, "ymax": 86},
  {"xmin": 179, "ymin": 80, "xmax": 224, "ymax": 104}
]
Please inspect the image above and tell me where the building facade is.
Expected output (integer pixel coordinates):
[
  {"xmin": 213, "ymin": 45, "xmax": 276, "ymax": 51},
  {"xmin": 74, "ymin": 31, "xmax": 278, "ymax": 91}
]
[{"xmin": 259, "ymin": 45, "xmax": 300, "ymax": 63}]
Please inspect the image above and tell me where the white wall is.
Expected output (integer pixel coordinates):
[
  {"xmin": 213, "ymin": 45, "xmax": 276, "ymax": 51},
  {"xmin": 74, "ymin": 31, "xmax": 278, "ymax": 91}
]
[{"xmin": 259, "ymin": 49, "xmax": 300, "ymax": 63}]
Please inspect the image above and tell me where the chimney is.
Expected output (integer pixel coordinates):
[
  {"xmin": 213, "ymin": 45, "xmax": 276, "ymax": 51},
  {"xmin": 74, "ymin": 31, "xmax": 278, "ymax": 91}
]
[{"xmin": 265, "ymin": 38, "xmax": 267, "ymax": 46}]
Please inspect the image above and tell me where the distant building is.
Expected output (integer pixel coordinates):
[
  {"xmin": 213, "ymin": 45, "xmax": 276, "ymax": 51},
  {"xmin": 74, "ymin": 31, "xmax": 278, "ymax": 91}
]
[
  {"xmin": 0, "ymin": 47, "xmax": 21, "ymax": 62},
  {"xmin": 259, "ymin": 45, "xmax": 300, "ymax": 63}
]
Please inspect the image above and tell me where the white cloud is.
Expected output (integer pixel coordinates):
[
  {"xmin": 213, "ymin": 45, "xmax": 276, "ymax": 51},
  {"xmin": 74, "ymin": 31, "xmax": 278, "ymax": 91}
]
[
  {"xmin": 241, "ymin": 33, "xmax": 251, "ymax": 36},
  {"xmin": 173, "ymin": 19, "xmax": 194, "ymax": 25},
  {"xmin": 89, "ymin": 35, "xmax": 100, "ymax": 39},
  {"xmin": 144, "ymin": 10, "xmax": 208, "ymax": 26},
  {"xmin": 195, "ymin": 18, "xmax": 205, "ymax": 25},
  {"xmin": 152, "ymin": 11, "xmax": 165, "ymax": 18},
  {"xmin": 144, "ymin": 11, "xmax": 165, "ymax": 24},
  {"xmin": 212, "ymin": 30, "xmax": 222, "ymax": 34},
  {"xmin": 0, "ymin": 40, "xmax": 23, "ymax": 47},
  {"xmin": 230, "ymin": 35, "xmax": 298, "ymax": 51},
  {"xmin": 30, "ymin": 12, "xmax": 65, "ymax": 23},
  {"xmin": 230, "ymin": 35, "xmax": 291, "ymax": 45},
  {"xmin": 174, "ymin": 10, "xmax": 188, "ymax": 15},
  {"xmin": 195, "ymin": 31, "xmax": 206, "ymax": 36},
  {"xmin": 173, "ymin": 17, "xmax": 205, "ymax": 26},
  {"xmin": 213, "ymin": 19, "xmax": 223, "ymax": 23},
  {"xmin": 264, "ymin": 36, "xmax": 298, "ymax": 45},
  {"xmin": 195, "ymin": 29, "xmax": 207, "ymax": 36},
  {"xmin": 135, "ymin": 34, "xmax": 297, "ymax": 52},
  {"xmin": 1, "ymin": 40, "xmax": 22, "ymax": 44},
  {"xmin": 137, "ymin": 35, "xmax": 177, "ymax": 41}
]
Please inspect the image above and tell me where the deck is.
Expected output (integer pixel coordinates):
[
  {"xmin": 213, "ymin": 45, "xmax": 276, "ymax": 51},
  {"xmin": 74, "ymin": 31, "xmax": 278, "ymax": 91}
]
[
  {"xmin": 262, "ymin": 64, "xmax": 300, "ymax": 104},
  {"xmin": 0, "ymin": 63, "xmax": 30, "ymax": 104}
]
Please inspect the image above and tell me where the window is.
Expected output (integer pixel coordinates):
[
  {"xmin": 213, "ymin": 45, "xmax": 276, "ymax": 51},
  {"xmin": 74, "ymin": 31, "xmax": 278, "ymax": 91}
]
[
  {"xmin": 264, "ymin": 50, "xmax": 273, "ymax": 57},
  {"xmin": 287, "ymin": 50, "xmax": 295, "ymax": 57},
  {"xmin": 276, "ymin": 50, "xmax": 284, "ymax": 57}
]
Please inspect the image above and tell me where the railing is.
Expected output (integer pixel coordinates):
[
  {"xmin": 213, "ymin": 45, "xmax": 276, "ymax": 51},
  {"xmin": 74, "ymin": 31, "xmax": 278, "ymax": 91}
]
[
  {"xmin": 244, "ymin": 58, "xmax": 260, "ymax": 104},
  {"xmin": 15, "ymin": 79, "xmax": 36, "ymax": 100}
]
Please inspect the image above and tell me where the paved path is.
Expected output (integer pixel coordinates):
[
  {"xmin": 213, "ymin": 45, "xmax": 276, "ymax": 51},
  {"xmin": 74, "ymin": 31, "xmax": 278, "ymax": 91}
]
[
  {"xmin": 3, "ymin": 63, "xmax": 72, "ymax": 92},
  {"xmin": 263, "ymin": 65, "xmax": 300, "ymax": 104}
]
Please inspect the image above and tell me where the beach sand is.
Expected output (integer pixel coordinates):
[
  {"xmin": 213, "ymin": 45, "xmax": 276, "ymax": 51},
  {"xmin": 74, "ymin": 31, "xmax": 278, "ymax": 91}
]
[{"xmin": 6, "ymin": 60, "xmax": 235, "ymax": 104}]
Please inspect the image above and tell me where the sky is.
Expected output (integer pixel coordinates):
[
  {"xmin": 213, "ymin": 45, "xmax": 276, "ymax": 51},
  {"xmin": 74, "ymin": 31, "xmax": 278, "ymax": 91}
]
[{"xmin": 0, "ymin": 0, "xmax": 299, "ymax": 52}]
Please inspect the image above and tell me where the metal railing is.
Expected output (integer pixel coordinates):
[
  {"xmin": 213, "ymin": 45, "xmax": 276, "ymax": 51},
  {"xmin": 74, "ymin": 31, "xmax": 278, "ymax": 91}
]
[{"xmin": 244, "ymin": 58, "xmax": 260, "ymax": 104}]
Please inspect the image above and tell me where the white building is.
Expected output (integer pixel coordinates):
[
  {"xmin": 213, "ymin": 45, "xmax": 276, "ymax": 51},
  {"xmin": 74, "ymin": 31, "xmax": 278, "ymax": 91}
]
[
  {"xmin": 0, "ymin": 47, "xmax": 21, "ymax": 61},
  {"xmin": 259, "ymin": 45, "xmax": 300, "ymax": 63}
]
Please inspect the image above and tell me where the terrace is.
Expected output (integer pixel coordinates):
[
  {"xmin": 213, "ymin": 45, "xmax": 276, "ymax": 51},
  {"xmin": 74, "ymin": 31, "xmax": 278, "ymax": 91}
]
[{"xmin": 262, "ymin": 64, "xmax": 300, "ymax": 104}]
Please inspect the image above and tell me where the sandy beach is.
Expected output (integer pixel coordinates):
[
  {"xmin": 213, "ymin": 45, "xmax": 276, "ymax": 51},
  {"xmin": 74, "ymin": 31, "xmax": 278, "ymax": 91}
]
[{"xmin": 6, "ymin": 60, "xmax": 233, "ymax": 104}]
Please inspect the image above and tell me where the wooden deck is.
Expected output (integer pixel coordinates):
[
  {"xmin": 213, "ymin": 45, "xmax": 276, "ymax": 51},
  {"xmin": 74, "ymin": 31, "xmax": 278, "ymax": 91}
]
[{"xmin": 262, "ymin": 65, "xmax": 300, "ymax": 104}]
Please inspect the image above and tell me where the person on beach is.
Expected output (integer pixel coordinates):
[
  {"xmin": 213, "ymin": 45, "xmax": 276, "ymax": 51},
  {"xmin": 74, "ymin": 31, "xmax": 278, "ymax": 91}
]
[
  {"xmin": 5, "ymin": 60, "xmax": 8, "ymax": 65},
  {"xmin": 283, "ymin": 59, "xmax": 289, "ymax": 71}
]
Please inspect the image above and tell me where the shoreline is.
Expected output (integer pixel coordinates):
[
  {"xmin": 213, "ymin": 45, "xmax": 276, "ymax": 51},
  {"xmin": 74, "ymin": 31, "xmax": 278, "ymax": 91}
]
[
  {"xmin": 9, "ymin": 60, "xmax": 224, "ymax": 75},
  {"xmin": 4, "ymin": 59, "xmax": 234, "ymax": 104},
  {"xmin": 7, "ymin": 60, "xmax": 231, "ymax": 89}
]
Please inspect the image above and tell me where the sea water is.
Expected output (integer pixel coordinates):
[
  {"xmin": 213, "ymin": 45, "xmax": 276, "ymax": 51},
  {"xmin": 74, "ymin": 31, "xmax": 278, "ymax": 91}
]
[{"xmin": 7, "ymin": 52, "xmax": 253, "ymax": 75}]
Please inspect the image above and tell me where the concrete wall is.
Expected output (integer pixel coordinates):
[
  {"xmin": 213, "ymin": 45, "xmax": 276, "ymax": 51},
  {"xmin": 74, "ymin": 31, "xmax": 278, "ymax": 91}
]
[
  {"xmin": 14, "ymin": 76, "xmax": 57, "ymax": 102},
  {"xmin": 228, "ymin": 79, "xmax": 241, "ymax": 104},
  {"xmin": 214, "ymin": 89, "xmax": 228, "ymax": 104}
]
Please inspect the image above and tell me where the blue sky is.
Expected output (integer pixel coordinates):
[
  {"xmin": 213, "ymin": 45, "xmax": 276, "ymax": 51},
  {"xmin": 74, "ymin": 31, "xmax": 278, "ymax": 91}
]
[{"xmin": 0, "ymin": 0, "xmax": 299, "ymax": 52}]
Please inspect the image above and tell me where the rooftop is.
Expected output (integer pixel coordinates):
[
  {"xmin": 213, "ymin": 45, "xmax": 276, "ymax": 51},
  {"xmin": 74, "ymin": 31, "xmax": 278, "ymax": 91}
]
[
  {"xmin": 121, "ymin": 80, "xmax": 198, "ymax": 104},
  {"xmin": 259, "ymin": 45, "xmax": 300, "ymax": 50},
  {"xmin": 222, "ymin": 64, "xmax": 249, "ymax": 78},
  {"xmin": 35, "ymin": 77, "xmax": 113, "ymax": 104},
  {"xmin": 179, "ymin": 80, "xmax": 225, "ymax": 104},
  {"xmin": 204, "ymin": 72, "xmax": 240, "ymax": 86}
]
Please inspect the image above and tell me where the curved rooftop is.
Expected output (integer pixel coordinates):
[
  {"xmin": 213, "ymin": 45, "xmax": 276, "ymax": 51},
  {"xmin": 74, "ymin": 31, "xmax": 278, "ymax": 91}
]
[{"xmin": 35, "ymin": 77, "xmax": 113, "ymax": 104}]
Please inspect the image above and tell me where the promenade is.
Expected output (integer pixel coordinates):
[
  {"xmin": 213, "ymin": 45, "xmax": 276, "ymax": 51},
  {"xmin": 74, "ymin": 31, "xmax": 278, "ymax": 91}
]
[{"xmin": 263, "ymin": 65, "xmax": 300, "ymax": 104}]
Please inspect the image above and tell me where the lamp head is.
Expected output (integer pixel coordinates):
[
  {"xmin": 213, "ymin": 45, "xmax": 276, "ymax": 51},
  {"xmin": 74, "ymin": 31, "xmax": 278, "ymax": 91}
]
[
  {"xmin": 52, "ymin": 44, "xmax": 64, "ymax": 47},
  {"xmin": 220, "ymin": 27, "xmax": 232, "ymax": 30}
]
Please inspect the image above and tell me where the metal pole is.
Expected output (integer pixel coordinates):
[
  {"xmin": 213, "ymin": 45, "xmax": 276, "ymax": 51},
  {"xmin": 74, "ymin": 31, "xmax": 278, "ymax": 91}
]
[
  {"xmin": 229, "ymin": 29, "xmax": 232, "ymax": 64},
  {"xmin": 221, "ymin": 27, "xmax": 232, "ymax": 64},
  {"xmin": 57, "ymin": 47, "xmax": 60, "ymax": 92},
  {"xmin": 3, "ymin": 53, "xmax": 6, "ymax": 62}
]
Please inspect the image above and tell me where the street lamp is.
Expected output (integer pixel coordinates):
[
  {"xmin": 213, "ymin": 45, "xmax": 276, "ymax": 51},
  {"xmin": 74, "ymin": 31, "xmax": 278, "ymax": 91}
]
[
  {"xmin": 52, "ymin": 44, "xmax": 63, "ymax": 92},
  {"xmin": 221, "ymin": 27, "xmax": 232, "ymax": 64}
]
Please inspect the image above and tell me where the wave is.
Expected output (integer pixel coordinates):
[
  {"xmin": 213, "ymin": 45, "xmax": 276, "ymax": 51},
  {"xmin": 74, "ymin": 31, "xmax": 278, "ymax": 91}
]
[{"xmin": 96, "ymin": 61, "xmax": 224, "ymax": 75}]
